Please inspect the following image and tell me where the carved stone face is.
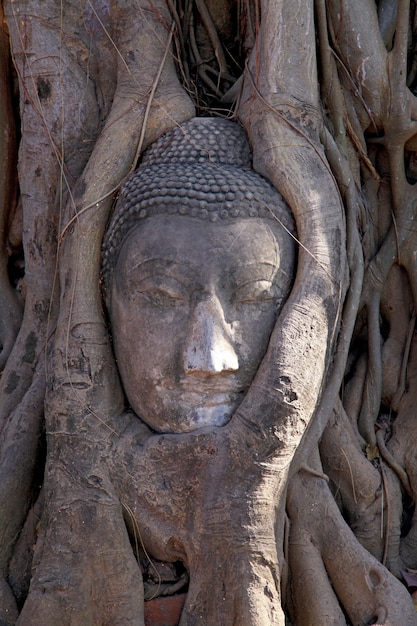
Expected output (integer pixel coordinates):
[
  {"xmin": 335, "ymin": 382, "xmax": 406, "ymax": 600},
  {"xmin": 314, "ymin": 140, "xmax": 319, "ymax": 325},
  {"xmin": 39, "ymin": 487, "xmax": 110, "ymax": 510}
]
[{"xmin": 110, "ymin": 214, "xmax": 294, "ymax": 433}]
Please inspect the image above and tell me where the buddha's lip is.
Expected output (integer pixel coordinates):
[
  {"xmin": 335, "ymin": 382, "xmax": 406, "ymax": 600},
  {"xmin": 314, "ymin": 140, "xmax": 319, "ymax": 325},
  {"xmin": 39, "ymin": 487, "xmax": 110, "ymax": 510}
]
[
  {"xmin": 198, "ymin": 393, "xmax": 242, "ymax": 407},
  {"xmin": 161, "ymin": 386, "xmax": 245, "ymax": 408},
  {"xmin": 169, "ymin": 382, "xmax": 245, "ymax": 395},
  {"xmin": 175, "ymin": 377, "xmax": 245, "ymax": 395}
]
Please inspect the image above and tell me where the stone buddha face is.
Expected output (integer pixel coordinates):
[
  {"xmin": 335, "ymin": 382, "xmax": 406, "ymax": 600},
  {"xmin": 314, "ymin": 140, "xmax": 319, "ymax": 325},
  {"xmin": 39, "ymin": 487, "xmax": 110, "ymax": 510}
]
[{"xmin": 109, "ymin": 213, "xmax": 294, "ymax": 433}]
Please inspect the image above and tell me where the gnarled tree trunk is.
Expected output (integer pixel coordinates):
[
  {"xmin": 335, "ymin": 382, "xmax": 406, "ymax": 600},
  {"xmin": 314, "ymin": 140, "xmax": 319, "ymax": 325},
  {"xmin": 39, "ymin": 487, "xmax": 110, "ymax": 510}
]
[{"xmin": 1, "ymin": 0, "xmax": 417, "ymax": 624}]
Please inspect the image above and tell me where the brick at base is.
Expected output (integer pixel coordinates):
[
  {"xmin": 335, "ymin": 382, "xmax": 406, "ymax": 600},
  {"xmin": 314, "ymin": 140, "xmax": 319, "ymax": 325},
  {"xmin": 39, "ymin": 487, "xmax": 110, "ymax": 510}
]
[{"xmin": 144, "ymin": 593, "xmax": 187, "ymax": 626}]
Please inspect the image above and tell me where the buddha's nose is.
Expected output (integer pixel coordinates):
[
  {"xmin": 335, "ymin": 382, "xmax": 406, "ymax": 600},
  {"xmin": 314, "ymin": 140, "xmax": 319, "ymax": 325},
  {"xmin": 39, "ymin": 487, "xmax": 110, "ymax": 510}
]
[{"xmin": 183, "ymin": 295, "xmax": 239, "ymax": 375}]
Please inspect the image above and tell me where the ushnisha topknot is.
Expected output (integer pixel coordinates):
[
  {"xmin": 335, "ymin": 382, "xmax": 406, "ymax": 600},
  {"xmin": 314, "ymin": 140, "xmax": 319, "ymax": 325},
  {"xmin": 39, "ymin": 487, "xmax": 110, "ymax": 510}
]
[{"xmin": 102, "ymin": 117, "xmax": 295, "ymax": 298}]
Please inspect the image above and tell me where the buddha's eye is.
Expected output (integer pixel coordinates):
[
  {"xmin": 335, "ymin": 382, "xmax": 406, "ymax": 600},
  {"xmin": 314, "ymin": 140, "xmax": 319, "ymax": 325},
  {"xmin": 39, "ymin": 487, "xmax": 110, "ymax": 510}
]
[
  {"xmin": 134, "ymin": 275, "xmax": 189, "ymax": 306},
  {"xmin": 234, "ymin": 280, "xmax": 278, "ymax": 304}
]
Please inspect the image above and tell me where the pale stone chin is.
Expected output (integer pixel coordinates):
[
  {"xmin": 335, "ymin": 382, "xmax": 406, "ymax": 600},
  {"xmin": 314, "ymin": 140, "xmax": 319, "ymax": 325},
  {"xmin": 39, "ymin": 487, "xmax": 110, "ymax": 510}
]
[{"xmin": 183, "ymin": 403, "xmax": 235, "ymax": 432}]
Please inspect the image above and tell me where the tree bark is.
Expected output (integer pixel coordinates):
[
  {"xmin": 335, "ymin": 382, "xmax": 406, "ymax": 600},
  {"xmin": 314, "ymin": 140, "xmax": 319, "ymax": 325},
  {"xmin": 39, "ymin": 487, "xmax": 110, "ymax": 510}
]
[{"xmin": 1, "ymin": 0, "xmax": 417, "ymax": 624}]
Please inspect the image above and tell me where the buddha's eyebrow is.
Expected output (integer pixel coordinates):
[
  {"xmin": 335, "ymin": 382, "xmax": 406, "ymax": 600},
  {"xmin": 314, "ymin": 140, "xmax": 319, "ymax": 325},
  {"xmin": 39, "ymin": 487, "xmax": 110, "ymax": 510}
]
[
  {"xmin": 123, "ymin": 257, "xmax": 199, "ymax": 281},
  {"xmin": 226, "ymin": 261, "xmax": 279, "ymax": 286}
]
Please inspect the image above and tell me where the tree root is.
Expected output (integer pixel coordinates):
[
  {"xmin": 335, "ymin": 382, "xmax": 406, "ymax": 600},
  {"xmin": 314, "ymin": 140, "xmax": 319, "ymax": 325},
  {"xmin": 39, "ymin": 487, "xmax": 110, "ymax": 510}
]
[
  {"xmin": 287, "ymin": 451, "xmax": 417, "ymax": 625},
  {"xmin": 321, "ymin": 401, "xmax": 404, "ymax": 574},
  {"xmin": 0, "ymin": 1, "xmax": 20, "ymax": 373}
]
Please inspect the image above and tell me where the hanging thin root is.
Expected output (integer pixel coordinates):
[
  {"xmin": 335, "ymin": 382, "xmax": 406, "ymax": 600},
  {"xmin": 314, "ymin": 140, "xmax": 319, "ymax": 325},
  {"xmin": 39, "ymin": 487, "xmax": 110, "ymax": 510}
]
[
  {"xmin": 299, "ymin": 464, "xmax": 329, "ymax": 481},
  {"xmin": 392, "ymin": 311, "xmax": 416, "ymax": 410},
  {"xmin": 376, "ymin": 428, "xmax": 412, "ymax": 497}
]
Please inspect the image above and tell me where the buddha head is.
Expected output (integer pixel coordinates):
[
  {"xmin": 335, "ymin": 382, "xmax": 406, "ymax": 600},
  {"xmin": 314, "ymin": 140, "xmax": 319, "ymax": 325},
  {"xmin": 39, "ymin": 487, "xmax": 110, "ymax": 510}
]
[{"xmin": 102, "ymin": 118, "xmax": 296, "ymax": 434}]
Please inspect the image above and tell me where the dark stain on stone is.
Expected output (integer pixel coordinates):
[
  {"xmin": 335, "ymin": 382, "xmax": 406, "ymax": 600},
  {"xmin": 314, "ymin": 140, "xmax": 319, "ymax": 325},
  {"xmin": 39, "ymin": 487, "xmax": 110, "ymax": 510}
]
[
  {"xmin": 37, "ymin": 76, "xmax": 52, "ymax": 101},
  {"xmin": 5, "ymin": 370, "xmax": 19, "ymax": 394},
  {"xmin": 23, "ymin": 331, "xmax": 38, "ymax": 364}
]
